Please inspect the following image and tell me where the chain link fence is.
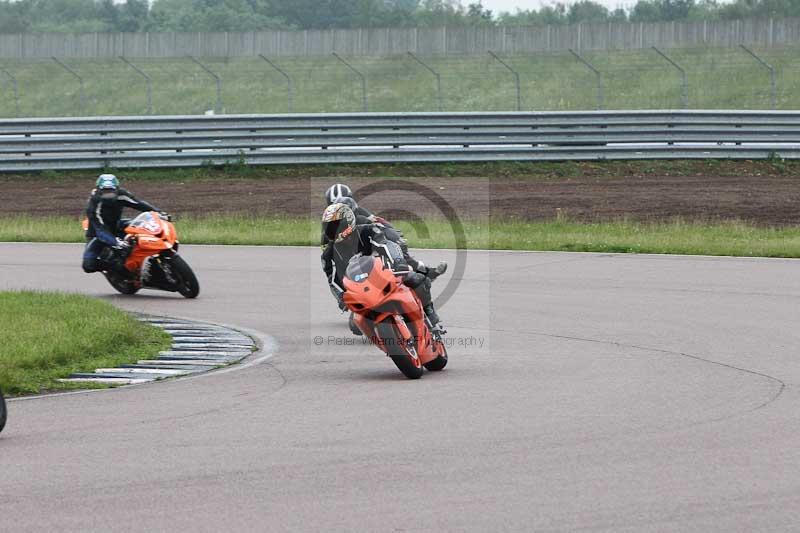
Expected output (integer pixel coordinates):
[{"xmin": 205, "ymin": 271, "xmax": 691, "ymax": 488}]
[{"xmin": 1, "ymin": 46, "xmax": 799, "ymax": 117}]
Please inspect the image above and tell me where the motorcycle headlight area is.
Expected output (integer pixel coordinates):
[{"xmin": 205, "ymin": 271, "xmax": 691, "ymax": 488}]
[{"xmin": 136, "ymin": 235, "xmax": 167, "ymax": 250}]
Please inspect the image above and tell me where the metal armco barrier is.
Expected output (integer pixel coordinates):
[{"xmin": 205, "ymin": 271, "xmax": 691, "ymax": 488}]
[{"xmin": 1, "ymin": 111, "xmax": 800, "ymax": 172}]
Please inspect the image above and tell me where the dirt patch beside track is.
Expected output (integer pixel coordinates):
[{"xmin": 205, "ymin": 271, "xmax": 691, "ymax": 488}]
[{"xmin": 3, "ymin": 162, "xmax": 799, "ymax": 225}]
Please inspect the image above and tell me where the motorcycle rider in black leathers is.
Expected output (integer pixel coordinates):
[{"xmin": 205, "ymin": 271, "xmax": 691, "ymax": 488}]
[
  {"xmin": 321, "ymin": 203, "xmax": 446, "ymax": 334},
  {"xmin": 323, "ymin": 183, "xmax": 434, "ymax": 276},
  {"xmin": 82, "ymin": 174, "xmax": 163, "ymax": 274}
]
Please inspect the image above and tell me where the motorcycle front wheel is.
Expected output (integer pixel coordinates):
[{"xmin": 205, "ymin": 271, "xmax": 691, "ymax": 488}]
[
  {"xmin": 169, "ymin": 254, "xmax": 200, "ymax": 299},
  {"xmin": 0, "ymin": 390, "xmax": 7, "ymax": 434},
  {"xmin": 375, "ymin": 321, "xmax": 423, "ymax": 379}
]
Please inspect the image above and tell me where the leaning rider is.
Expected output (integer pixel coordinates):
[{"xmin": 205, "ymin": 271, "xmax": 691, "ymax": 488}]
[
  {"xmin": 321, "ymin": 202, "xmax": 447, "ymax": 333},
  {"xmin": 323, "ymin": 183, "xmax": 430, "ymax": 275},
  {"xmin": 82, "ymin": 174, "xmax": 163, "ymax": 274}
]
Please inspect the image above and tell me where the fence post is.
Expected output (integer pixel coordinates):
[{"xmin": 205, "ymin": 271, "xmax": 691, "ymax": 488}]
[
  {"xmin": 0, "ymin": 66, "xmax": 20, "ymax": 117},
  {"xmin": 52, "ymin": 56, "xmax": 85, "ymax": 116},
  {"xmin": 259, "ymin": 54, "xmax": 293, "ymax": 113},
  {"xmin": 739, "ymin": 44, "xmax": 777, "ymax": 110},
  {"xmin": 332, "ymin": 52, "xmax": 368, "ymax": 112},
  {"xmin": 569, "ymin": 49, "xmax": 604, "ymax": 110},
  {"xmin": 488, "ymin": 50, "xmax": 521, "ymax": 111},
  {"xmin": 119, "ymin": 56, "xmax": 153, "ymax": 115},
  {"xmin": 407, "ymin": 51, "xmax": 443, "ymax": 112},
  {"xmin": 189, "ymin": 56, "xmax": 222, "ymax": 113},
  {"xmin": 651, "ymin": 46, "xmax": 688, "ymax": 109}
]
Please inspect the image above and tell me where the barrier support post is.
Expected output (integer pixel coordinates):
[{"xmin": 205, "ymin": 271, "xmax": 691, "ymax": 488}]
[
  {"xmin": 569, "ymin": 49, "xmax": 604, "ymax": 110},
  {"xmin": 740, "ymin": 44, "xmax": 777, "ymax": 110},
  {"xmin": 189, "ymin": 56, "xmax": 223, "ymax": 114},
  {"xmin": 652, "ymin": 46, "xmax": 688, "ymax": 109},
  {"xmin": 52, "ymin": 56, "xmax": 86, "ymax": 116},
  {"xmin": 332, "ymin": 52, "xmax": 368, "ymax": 112},
  {"xmin": 119, "ymin": 56, "xmax": 153, "ymax": 115},
  {"xmin": 488, "ymin": 50, "xmax": 522, "ymax": 111},
  {"xmin": 0, "ymin": 66, "xmax": 20, "ymax": 117},
  {"xmin": 259, "ymin": 54, "xmax": 294, "ymax": 113},
  {"xmin": 407, "ymin": 51, "xmax": 443, "ymax": 112}
]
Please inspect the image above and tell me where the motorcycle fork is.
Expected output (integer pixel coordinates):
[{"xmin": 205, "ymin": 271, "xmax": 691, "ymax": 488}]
[
  {"xmin": 155, "ymin": 252, "xmax": 178, "ymax": 284},
  {"xmin": 392, "ymin": 315, "xmax": 414, "ymax": 346}
]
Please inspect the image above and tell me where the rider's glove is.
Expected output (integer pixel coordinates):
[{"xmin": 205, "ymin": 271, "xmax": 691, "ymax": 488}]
[
  {"xmin": 158, "ymin": 211, "xmax": 172, "ymax": 221},
  {"xmin": 114, "ymin": 238, "xmax": 130, "ymax": 250}
]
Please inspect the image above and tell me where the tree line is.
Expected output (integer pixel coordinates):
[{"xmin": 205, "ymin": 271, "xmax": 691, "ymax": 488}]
[{"xmin": 1, "ymin": 0, "xmax": 799, "ymax": 34}]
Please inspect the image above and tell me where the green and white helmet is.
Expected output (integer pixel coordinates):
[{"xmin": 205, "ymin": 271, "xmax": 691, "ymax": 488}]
[{"xmin": 96, "ymin": 174, "xmax": 119, "ymax": 191}]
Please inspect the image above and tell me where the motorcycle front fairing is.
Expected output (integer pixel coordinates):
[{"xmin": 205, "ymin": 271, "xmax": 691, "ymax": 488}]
[
  {"xmin": 343, "ymin": 254, "xmax": 438, "ymax": 364},
  {"xmin": 117, "ymin": 211, "xmax": 177, "ymax": 291},
  {"xmin": 123, "ymin": 212, "xmax": 177, "ymax": 275}
]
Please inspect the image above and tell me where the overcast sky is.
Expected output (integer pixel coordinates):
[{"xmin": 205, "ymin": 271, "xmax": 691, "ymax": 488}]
[{"xmin": 481, "ymin": 0, "xmax": 637, "ymax": 12}]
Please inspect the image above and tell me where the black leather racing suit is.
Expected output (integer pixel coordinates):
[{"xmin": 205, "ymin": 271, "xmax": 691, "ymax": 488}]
[
  {"xmin": 82, "ymin": 188, "xmax": 159, "ymax": 273},
  {"xmin": 321, "ymin": 224, "xmax": 440, "ymax": 325},
  {"xmin": 321, "ymin": 206, "xmax": 422, "ymax": 272}
]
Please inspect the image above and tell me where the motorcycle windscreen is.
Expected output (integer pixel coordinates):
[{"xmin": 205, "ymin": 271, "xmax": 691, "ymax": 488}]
[
  {"xmin": 344, "ymin": 255, "xmax": 375, "ymax": 283},
  {"xmin": 126, "ymin": 212, "xmax": 163, "ymax": 236}
]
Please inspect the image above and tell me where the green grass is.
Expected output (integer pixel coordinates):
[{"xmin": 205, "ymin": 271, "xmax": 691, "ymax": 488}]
[
  {"xmin": 0, "ymin": 291, "xmax": 172, "ymax": 395},
  {"xmin": 1, "ymin": 46, "xmax": 799, "ymax": 117},
  {"xmin": 3, "ymin": 214, "xmax": 800, "ymax": 258},
  {"xmin": 485, "ymin": 217, "xmax": 800, "ymax": 257}
]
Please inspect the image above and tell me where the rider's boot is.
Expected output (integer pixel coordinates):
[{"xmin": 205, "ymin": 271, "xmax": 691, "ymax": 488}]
[
  {"xmin": 425, "ymin": 261, "xmax": 448, "ymax": 281},
  {"xmin": 406, "ymin": 273, "xmax": 446, "ymax": 334},
  {"xmin": 423, "ymin": 303, "xmax": 446, "ymax": 335}
]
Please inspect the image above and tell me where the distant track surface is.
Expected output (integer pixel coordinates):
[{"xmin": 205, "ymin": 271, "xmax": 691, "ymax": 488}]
[{"xmin": 1, "ymin": 243, "xmax": 799, "ymax": 531}]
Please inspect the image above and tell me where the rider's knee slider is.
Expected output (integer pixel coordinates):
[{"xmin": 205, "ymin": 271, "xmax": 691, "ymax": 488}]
[{"xmin": 403, "ymin": 272, "xmax": 427, "ymax": 289}]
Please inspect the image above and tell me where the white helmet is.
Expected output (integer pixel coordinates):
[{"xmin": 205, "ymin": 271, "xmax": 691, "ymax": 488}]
[{"xmin": 325, "ymin": 183, "xmax": 352, "ymax": 205}]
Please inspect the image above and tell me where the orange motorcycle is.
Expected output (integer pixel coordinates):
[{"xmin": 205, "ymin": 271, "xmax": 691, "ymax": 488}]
[
  {"xmin": 343, "ymin": 253, "xmax": 448, "ymax": 379},
  {"xmin": 84, "ymin": 211, "xmax": 199, "ymax": 298}
]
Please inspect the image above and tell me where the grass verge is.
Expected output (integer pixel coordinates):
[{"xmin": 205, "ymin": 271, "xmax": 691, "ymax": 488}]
[
  {"xmin": 0, "ymin": 291, "xmax": 172, "ymax": 395},
  {"xmin": 2, "ymin": 214, "xmax": 800, "ymax": 258}
]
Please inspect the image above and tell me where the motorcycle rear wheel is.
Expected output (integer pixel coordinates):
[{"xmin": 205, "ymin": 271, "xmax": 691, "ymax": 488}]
[
  {"xmin": 104, "ymin": 272, "xmax": 139, "ymax": 295},
  {"xmin": 0, "ymin": 390, "xmax": 7, "ymax": 434},
  {"xmin": 170, "ymin": 255, "xmax": 200, "ymax": 299},
  {"xmin": 375, "ymin": 321, "xmax": 423, "ymax": 379}
]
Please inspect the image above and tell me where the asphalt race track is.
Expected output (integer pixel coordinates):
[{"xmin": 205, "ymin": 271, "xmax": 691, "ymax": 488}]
[{"xmin": 1, "ymin": 243, "xmax": 799, "ymax": 532}]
